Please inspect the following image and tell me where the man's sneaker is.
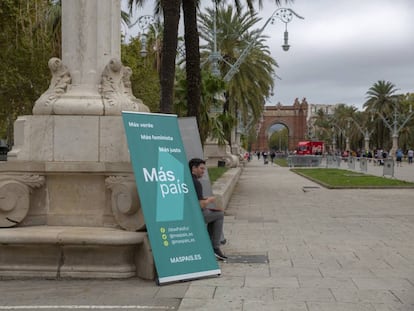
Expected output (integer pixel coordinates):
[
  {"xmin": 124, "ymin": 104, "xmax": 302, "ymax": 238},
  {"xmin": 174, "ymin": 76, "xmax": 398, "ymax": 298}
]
[{"xmin": 214, "ymin": 248, "xmax": 227, "ymax": 261}]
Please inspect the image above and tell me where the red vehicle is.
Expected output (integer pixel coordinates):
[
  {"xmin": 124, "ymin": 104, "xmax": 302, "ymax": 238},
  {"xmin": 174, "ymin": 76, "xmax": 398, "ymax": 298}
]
[{"xmin": 296, "ymin": 141, "xmax": 324, "ymax": 155}]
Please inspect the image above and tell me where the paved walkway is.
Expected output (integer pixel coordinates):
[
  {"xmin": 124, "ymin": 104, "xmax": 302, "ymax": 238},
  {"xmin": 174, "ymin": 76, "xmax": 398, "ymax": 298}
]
[
  {"xmin": 1, "ymin": 159, "xmax": 413, "ymax": 310},
  {"xmin": 178, "ymin": 158, "xmax": 414, "ymax": 311}
]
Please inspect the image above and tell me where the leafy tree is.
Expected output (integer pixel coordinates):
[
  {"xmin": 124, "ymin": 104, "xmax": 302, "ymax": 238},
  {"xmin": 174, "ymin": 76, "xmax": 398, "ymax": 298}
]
[
  {"xmin": 269, "ymin": 127, "xmax": 288, "ymax": 151},
  {"xmin": 121, "ymin": 38, "xmax": 160, "ymax": 112},
  {"xmin": 397, "ymin": 93, "xmax": 414, "ymax": 150},
  {"xmin": 0, "ymin": 0, "xmax": 55, "ymax": 145},
  {"xmin": 363, "ymin": 80, "xmax": 400, "ymax": 150}
]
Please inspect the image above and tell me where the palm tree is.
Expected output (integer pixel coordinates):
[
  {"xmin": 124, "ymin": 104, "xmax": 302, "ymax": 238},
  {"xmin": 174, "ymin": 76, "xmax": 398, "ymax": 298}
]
[
  {"xmin": 347, "ymin": 110, "xmax": 372, "ymax": 151},
  {"xmin": 182, "ymin": 0, "xmax": 201, "ymax": 119},
  {"xmin": 363, "ymin": 80, "xmax": 399, "ymax": 149},
  {"xmin": 312, "ymin": 108, "xmax": 333, "ymax": 139},
  {"xmin": 128, "ymin": 0, "xmax": 180, "ymax": 113},
  {"xmin": 331, "ymin": 104, "xmax": 356, "ymax": 151},
  {"xmin": 199, "ymin": 5, "xmax": 276, "ymax": 146},
  {"xmin": 128, "ymin": 0, "xmax": 291, "ymax": 116}
]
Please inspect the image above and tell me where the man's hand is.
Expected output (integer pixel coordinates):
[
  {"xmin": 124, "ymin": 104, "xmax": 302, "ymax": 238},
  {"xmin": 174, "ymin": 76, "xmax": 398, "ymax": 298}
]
[
  {"xmin": 200, "ymin": 196, "xmax": 216, "ymax": 209},
  {"xmin": 206, "ymin": 196, "xmax": 216, "ymax": 204}
]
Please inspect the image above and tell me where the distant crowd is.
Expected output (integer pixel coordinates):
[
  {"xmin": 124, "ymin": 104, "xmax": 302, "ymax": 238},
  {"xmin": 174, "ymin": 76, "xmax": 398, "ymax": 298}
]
[{"xmin": 241, "ymin": 148, "xmax": 414, "ymax": 166}]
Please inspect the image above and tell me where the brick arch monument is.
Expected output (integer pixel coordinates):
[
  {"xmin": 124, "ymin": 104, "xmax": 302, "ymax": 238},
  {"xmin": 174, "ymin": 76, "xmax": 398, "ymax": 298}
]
[{"xmin": 252, "ymin": 98, "xmax": 308, "ymax": 151}]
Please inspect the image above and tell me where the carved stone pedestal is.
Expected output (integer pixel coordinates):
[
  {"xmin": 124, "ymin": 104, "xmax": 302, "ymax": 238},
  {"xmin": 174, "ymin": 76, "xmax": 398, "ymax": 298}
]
[
  {"xmin": 0, "ymin": 1, "xmax": 156, "ymax": 280},
  {"xmin": 0, "ymin": 115, "xmax": 154, "ymax": 279}
]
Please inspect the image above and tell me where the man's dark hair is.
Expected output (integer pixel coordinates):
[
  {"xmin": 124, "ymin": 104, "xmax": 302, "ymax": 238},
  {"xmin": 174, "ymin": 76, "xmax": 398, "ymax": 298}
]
[{"xmin": 189, "ymin": 158, "xmax": 206, "ymax": 170}]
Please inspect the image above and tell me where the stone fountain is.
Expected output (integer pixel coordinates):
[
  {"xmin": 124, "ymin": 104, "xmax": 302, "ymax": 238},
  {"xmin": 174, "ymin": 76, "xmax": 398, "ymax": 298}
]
[{"xmin": 0, "ymin": 0, "xmax": 154, "ymax": 279}]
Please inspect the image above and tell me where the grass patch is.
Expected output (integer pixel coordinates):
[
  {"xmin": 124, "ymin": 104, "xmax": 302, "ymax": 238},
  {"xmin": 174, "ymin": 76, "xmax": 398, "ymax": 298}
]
[
  {"xmin": 208, "ymin": 167, "xmax": 228, "ymax": 183},
  {"xmin": 291, "ymin": 168, "xmax": 414, "ymax": 188},
  {"xmin": 274, "ymin": 158, "xmax": 288, "ymax": 167}
]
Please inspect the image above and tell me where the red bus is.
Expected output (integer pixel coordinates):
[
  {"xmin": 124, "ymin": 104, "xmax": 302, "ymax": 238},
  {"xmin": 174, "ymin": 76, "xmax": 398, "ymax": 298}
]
[{"xmin": 296, "ymin": 141, "xmax": 324, "ymax": 155}]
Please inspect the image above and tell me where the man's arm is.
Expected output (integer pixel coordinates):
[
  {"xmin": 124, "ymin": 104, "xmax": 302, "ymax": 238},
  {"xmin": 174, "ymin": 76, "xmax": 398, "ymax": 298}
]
[
  {"xmin": 193, "ymin": 174, "xmax": 222, "ymax": 210},
  {"xmin": 199, "ymin": 196, "xmax": 216, "ymax": 209}
]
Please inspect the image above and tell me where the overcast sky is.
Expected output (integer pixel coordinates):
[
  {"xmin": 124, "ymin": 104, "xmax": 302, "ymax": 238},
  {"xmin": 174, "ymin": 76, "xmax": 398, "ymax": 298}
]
[{"xmin": 124, "ymin": 0, "xmax": 414, "ymax": 110}]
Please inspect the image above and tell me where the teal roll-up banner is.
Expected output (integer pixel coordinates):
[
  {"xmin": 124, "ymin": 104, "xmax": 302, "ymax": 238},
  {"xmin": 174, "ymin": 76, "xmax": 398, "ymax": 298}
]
[{"xmin": 122, "ymin": 112, "xmax": 220, "ymax": 284}]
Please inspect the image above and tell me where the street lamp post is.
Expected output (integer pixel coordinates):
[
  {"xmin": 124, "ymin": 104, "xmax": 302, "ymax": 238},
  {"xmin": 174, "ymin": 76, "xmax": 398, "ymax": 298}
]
[
  {"xmin": 331, "ymin": 123, "xmax": 349, "ymax": 153},
  {"xmin": 374, "ymin": 102, "xmax": 413, "ymax": 158},
  {"xmin": 206, "ymin": 6, "xmax": 303, "ymax": 155},
  {"xmin": 134, "ymin": 15, "xmax": 158, "ymax": 57},
  {"xmin": 347, "ymin": 117, "xmax": 374, "ymax": 153},
  {"xmin": 331, "ymin": 127, "xmax": 337, "ymax": 154},
  {"xmin": 216, "ymin": 8, "xmax": 304, "ymax": 82}
]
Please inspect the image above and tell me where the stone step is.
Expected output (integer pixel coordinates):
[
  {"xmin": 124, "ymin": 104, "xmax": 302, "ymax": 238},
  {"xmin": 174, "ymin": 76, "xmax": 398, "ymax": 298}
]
[{"xmin": 0, "ymin": 226, "xmax": 154, "ymax": 280}]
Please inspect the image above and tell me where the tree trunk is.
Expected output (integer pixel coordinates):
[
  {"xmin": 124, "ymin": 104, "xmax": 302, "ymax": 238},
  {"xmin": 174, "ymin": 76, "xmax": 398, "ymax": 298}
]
[
  {"xmin": 159, "ymin": 0, "xmax": 181, "ymax": 113},
  {"xmin": 182, "ymin": 0, "xmax": 201, "ymax": 122}
]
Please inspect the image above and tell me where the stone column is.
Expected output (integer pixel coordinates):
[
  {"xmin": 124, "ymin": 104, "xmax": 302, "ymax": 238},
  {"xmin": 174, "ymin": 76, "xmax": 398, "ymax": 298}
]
[
  {"xmin": 62, "ymin": 0, "xmax": 120, "ymax": 93},
  {"xmin": 33, "ymin": 0, "xmax": 148, "ymax": 116}
]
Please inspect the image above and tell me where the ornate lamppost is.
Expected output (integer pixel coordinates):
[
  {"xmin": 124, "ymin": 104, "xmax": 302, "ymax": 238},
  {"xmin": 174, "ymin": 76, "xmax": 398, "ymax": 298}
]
[
  {"xmin": 331, "ymin": 122, "xmax": 349, "ymax": 153},
  {"xmin": 206, "ymin": 7, "xmax": 304, "ymax": 82},
  {"xmin": 347, "ymin": 117, "xmax": 374, "ymax": 153},
  {"xmin": 374, "ymin": 102, "xmax": 413, "ymax": 158},
  {"xmin": 133, "ymin": 15, "xmax": 158, "ymax": 57},
  {"xmin": 206, "ymin": 6, "xmax": 303, "ymax": 155}
]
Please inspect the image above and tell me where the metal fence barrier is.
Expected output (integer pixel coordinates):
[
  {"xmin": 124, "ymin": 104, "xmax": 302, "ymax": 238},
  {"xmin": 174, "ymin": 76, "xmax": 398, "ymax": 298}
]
[
  {"xmin": 287, "ymin": 155, "xmax": 323, "ymax": 167},
  {"xmin": 359, "ymin": 158, "xmax": 367, "ymax": 172},
  {"xmin": 347, "ymin": 156, "xmax": 355, "ymax": 169},
  {"xmin": 326, "ymin": 155, "xmax": 341, "ymax": 168}
]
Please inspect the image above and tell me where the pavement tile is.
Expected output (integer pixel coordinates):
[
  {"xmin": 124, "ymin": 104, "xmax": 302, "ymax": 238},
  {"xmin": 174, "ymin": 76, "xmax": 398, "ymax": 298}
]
[
  {"xmin": 267, "ymin": 246, "xmax": 290, "ymax": 260},
  {"xmin": 319, "ymin": 267, "xmax": 376, "ymax": 278},
  {"xmin": 182, "ymin": 285, "xmax": 216, "ymax": 299},
  {"xmin": 331, "ymin": 288, "xmax": 402, "ymax": 304},
  {"xmin": 188, "ymin": 276, "xmax": 245, "ymax": 287},
  {"xmin": 352, "ymin": 277, "xmax": 414, "ymax": 290},
  {"xmin": 270, "ymin": 266, "xmax": 323, "ymax": 278},
  {"xmin": 372, "ymin": 303, "xmax": 414, "ymax": 311},
  {"xmin": 298, "ymin": 276, "xmax": 358, "ymax": 289},
  {"xmin": 178, "ymin": 298, "xmax": 242, "ymax": 310},
  {"xmin": 307, "ymin": 302, "xmax": 376, "ymax": 311},
  {"xmin": 155, "ymin": 284, "xmax": 189, "ymax": 298},
  {"xmin": 244, "ymin": 275, "xmax": 299, "ymax": 288},
  {"xmin": 213, "ymin": 286, "xmax": 274, "ymax": 301},
  {"xmin": 369, "ymin": 267, "xmax": 414, "ymax": 278},
  {"xmin": 268, "ymin": 258, "xmax": 294, "ymax": 268},
  {"xmin": 219, "ymin": 262, "xmax": 270, "ymax": 277},
  {"xmin": 273, "ymin": 288, "xmax": 335, "ymax": 302},
  {"xmin": 291, "ymin": 258, "xmax": 342, "ymax": 269},
  {"xmin": 243, "ymin": 300, "xmax": 308, "ymax": 311},
  {"xmin": 390, "ymin": 289, "xmax": 414, "ymax": 305}
]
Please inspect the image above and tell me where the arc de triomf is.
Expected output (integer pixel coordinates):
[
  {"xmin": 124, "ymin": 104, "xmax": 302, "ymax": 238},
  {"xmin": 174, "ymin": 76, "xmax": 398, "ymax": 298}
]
[{"xmin": 252, "ymin": 98, "xmax": 308, "ymax": 152}]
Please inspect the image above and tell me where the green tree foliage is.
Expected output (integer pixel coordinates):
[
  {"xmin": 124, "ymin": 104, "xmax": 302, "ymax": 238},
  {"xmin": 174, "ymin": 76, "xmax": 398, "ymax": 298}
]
[
  {"xmin": 398, "ymin": 93, "xmax": 414, "ymax": 150},
  {"xmin": 121, "ymin": 37, "xmax": 160, "ymax": 112},
  {"xmin": 311, "ymin": 84, "xmax": 414, "ymax": 154},
  {"xmin": 0, "ymin": 0, "xmax": 55, "ymax": 145},
  {"xmin": 269, "ymin": 127, "xmax": 288, "ymax": 151},
  {"xmin": 174, "ymin": 66, "xmax": 228, "ymax": 145},
  {"xmin": 364, "ymin": 80, "xmax": 400, "ymax": 150}
]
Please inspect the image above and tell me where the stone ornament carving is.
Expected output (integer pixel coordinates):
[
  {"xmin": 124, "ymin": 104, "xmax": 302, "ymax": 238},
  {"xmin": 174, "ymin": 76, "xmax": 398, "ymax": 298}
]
[
  {"xmin": 33, "ymin": 57, "xmax": 72, "ymax": 115},
  {"xmin": 100, "ymin": 58, "xmax": 150, "ymax": 115},
  {"xmin": 0, "ymin": 175, "xmax": 45, "ymax": 228},
  {"xmin": 105, "ymin": 176, "xmax": 145, "ymax": 231}
]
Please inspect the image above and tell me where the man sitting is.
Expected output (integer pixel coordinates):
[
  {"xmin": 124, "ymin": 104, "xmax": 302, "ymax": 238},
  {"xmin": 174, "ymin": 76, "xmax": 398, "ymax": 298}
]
[{"xmin": 189, "ymin": 158, "xmax": 227, "ymax": 261}]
